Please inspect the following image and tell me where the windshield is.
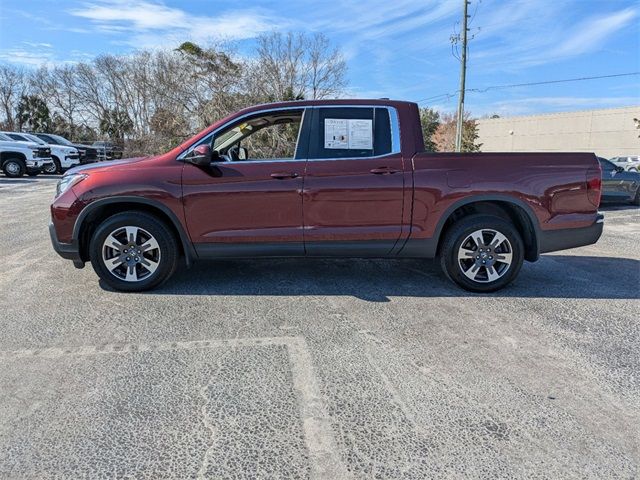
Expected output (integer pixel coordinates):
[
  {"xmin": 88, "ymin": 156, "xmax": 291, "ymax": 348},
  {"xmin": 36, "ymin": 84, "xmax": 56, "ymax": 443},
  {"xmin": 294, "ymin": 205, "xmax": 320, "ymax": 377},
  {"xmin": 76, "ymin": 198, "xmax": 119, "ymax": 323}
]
[
  {"xmin": 46, "ymin": 133, "xmax": 74, "ymax": 146},
  {"xmin": 23, "ymin": 134, "xmax": 47, "ymax": 145}
]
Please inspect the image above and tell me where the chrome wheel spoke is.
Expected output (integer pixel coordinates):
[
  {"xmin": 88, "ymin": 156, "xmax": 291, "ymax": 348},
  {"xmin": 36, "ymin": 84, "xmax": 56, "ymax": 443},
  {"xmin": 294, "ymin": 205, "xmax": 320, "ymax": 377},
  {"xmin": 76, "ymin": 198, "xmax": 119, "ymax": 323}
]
[
  {"xmin": 140, "ymin": 258, "xmax": 159, "ymax": 275},
  {"xmin": 495, "ymin": 252, "xmax": 513, "ymax": 264},
  {"xmin": 125, "ymin": 226, "xmax": 139, "ymax": 244},
  {"xmin": 107, "ymin": 257, "xmax": 123, "ymax": 272},
  {"xmin": 462, "ymin": 263, "xmax": 480, "ymax": 281},
  {"xmin": 125, "ymin": 265, "xmax": 138, "ymax": 282},
  {"xmin": 140, "ymin": 237, "xmax": 159, "ymax": 252},
  {"xmin": 486, "ymin": 266, "xmax": 500, "ymax": 282},
  {"xmin": 490, "ymin": 232, "xmax": 508, "ymax": 249},
  {"xmin": 458, "ymin": 247, "xmax": 476, "ymax": 260},
  {"xmin": 470, "ymin": 230, "xmax": 484, "ymax": 248},
  {"xmin": 106, "ymin": 234, "xmax": 125, "ymax": 251}
]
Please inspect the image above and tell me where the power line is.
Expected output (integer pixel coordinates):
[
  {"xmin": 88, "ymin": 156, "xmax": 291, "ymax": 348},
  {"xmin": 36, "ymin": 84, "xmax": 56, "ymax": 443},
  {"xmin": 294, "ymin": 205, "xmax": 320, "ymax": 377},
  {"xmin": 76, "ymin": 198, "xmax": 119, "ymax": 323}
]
[{"xmin": 416, "ymin": 72, "xmax": 640, "ymax": 105}]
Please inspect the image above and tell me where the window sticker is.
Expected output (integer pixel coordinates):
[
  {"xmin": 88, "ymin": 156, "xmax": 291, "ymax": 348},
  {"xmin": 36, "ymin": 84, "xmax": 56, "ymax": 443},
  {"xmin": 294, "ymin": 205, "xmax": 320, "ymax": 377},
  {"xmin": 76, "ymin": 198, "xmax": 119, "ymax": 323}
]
[
  {"xmin": 324, "ymin": 119, "xmax": 349, "ymax": 149},
  {"xmin": 348, "ymin": 119, "xmax": 373, "ymax": 150},
  {"xmin": 324, "ymin": 119, "xmax": 373, "ymax": 150}
]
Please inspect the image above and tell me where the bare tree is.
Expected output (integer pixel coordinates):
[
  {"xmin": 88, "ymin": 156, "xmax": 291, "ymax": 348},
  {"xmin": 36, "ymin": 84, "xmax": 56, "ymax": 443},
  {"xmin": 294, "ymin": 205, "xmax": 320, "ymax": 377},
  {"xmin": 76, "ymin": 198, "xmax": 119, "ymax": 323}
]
[
  {"xmin": 0, "ymin": 32, "xmax": 348, "ymax": 156},
  {"xmin": 0, "ymin": 64, "xmax": 27, "ymax": 130},
  {"xmin": 248, "ymin": 32, "xmax": 346, "ymax": 102}
]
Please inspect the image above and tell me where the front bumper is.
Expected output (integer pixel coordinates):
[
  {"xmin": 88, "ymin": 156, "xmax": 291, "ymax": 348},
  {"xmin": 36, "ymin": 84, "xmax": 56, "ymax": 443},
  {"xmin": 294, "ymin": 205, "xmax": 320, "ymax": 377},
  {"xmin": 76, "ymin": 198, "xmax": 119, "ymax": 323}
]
[
  {"xmin": 539, "ymin": 212, "xmax": 604, "ymax": 254},
  {"xmin": 26, "ymin": 159, "xmax": 53, "ymax": 173},
  {"xmin": 49, "ymin": 222, "xmax": 84, "ymax": 268}
]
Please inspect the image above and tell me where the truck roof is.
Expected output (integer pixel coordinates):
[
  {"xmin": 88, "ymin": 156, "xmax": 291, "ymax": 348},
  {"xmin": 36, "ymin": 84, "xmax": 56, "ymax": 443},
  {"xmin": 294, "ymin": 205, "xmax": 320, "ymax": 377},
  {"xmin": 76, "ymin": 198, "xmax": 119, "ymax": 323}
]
[{"xmin": 244, "ymin": 98, "xmax": 417, "ymax": 110}]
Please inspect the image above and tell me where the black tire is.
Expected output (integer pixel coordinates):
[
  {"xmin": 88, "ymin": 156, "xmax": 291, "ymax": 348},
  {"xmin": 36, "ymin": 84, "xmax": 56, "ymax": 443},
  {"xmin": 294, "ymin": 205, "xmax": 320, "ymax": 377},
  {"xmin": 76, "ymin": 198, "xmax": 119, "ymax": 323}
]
[
  {"xmin": 43, "ymin": 157, "xmax": 61, "ymax": 174},
  {"xmin": 633, "ymin": 188, "xmax": 640, "ymax": 206},
  {"xmin": 2, "ymin": 158, "xmax": 26, "ymax": 178},
  {"xmin": 439, "ymin": 214, "xmax": 524, "ymax": 293},
  {"xmin": 89, "ymin": 212, "xmax": 179, "ymax": 292}
]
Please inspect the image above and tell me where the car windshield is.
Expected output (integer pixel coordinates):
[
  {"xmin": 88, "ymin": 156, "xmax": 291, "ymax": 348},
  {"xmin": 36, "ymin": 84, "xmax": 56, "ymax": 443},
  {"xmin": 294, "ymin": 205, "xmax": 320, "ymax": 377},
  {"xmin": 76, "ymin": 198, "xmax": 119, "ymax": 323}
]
[
  {"xmin": 46, "ymin": 133, "xmax": 74, "ymax": 146},
  {"xmin": 23, "ymin": 134, "xmax": 47, "ymax": 145}
]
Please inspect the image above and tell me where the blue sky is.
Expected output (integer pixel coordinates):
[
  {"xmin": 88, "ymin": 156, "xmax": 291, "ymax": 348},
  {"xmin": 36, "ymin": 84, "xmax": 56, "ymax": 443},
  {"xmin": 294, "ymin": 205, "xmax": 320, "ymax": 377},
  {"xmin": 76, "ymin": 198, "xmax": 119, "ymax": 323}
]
[{"xmin": 0, "ymin": 0, "xmax": 638, "ymax": 116}]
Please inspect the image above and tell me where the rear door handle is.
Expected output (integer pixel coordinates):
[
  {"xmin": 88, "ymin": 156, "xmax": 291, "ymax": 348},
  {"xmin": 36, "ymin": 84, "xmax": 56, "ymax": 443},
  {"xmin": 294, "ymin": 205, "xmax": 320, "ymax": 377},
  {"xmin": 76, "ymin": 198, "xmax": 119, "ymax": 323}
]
[
  {"xmin": 270, "ymin": 172, "xmax": 299, "ymax": 179},
  {"xmin": 370, "ymin": 166, "xmax": 399, "ymax": 175}
]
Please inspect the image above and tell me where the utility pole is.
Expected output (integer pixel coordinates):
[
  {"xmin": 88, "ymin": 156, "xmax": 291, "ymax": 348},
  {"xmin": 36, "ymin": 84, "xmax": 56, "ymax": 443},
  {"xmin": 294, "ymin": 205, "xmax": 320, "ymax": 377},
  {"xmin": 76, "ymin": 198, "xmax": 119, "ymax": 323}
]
[{"xmin": 454, "ymin": 0, "xmax": 469, "ymax": 152}]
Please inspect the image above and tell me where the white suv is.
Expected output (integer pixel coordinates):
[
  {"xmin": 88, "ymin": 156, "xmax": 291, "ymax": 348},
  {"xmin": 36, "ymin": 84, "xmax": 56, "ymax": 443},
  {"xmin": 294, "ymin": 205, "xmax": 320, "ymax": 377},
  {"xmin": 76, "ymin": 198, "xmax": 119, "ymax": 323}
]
[
  {"xmin": 3, "ymin": 132, "xmax": 80, "ymax": 174},
  {"xmin": 0, "ymin": 133, "xmax": 53, "ymax": 177}
]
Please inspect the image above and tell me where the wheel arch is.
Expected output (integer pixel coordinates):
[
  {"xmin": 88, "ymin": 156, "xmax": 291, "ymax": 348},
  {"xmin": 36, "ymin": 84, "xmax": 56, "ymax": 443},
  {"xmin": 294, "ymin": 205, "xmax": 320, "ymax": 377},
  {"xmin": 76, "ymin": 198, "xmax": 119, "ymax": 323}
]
[
  {"xmin": 434, "ymin": 195, "xmax": 541, "ymax": 262},
  {"xmin": 73, "ymin": 196, "xmax": 196, "ymax": 266},
  {"xmin": 1, "ymin": 151, "xmax": 27, "ymax": 166}
]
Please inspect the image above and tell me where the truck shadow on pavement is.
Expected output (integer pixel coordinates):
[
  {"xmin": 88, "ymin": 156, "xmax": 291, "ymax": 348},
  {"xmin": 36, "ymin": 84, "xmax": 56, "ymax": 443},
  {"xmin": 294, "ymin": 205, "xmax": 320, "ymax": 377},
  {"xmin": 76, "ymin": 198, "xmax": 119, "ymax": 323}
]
[{"xmin": 129, "ymin": 255, "xmax": 640, "ymax": 302}]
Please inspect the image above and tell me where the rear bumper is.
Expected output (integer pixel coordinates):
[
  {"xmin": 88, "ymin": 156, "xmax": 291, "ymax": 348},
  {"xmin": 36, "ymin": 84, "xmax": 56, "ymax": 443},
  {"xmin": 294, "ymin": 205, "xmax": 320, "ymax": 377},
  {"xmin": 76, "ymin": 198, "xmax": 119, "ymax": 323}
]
[
  {"xmin": 49, "ymin": 222, "xmax": 84, "ymax": 268},
  {"xmin": 539, "ymin": 213, "xmax": 604, "ymax": 254}
]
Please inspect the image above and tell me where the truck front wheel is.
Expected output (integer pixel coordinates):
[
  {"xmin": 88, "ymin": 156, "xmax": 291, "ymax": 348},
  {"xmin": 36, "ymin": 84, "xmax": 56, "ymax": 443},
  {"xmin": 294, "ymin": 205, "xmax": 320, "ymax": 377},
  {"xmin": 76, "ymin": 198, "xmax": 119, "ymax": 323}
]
[
  {"xmin": 440, "ymin": 215, "xmax": 524, "ymax": 293},
  {"xmin": 2, "ymin": 158, "xmax": 26, "ymax": 178},
  {"xmin": 89, "ymin": 212, "xmax": 179, "ymax": 292},
  {"xmin": 43, "ymin": 157, "xmax": 61, "ymax": 174}
]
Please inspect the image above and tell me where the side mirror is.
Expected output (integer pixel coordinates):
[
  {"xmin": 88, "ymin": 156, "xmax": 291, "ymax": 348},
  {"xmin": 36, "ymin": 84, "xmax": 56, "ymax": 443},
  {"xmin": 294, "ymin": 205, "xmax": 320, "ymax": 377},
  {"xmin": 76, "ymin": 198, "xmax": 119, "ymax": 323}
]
[
  {"xmin": 238, "ymin": 146, "xmax": 248, "ymax": 160},
  {"xmin": 616, "ymin": 166, "xmax": 625, "ymax": 173},
  {"xmin": 185, "ymin": 144, "xmax": 213, "ymax": 166}
]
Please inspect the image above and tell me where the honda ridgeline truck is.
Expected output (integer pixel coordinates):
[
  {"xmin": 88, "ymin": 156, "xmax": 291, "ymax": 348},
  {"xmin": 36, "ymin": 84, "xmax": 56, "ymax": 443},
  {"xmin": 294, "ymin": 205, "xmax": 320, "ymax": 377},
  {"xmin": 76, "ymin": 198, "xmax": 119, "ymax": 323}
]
[{"xmin": 49, "ymin": 100, "xmax": 603, "ymax": 292}]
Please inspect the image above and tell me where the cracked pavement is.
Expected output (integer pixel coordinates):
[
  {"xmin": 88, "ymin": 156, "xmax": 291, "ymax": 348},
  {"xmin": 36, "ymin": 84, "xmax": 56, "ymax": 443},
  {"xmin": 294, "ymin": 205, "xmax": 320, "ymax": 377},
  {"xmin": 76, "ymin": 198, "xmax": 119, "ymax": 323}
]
[{"xmin": 0, "ymin": 177, "xmax": 638, "ymax": 479}]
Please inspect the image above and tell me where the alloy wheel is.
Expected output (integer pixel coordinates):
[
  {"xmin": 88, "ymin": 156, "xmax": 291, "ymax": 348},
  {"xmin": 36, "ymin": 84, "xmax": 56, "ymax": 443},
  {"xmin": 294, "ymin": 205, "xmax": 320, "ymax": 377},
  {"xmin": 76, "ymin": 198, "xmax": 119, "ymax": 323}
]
[
  {"xmin": 101, "ymin": 226, "xmax": 161, "ymax": 282},
  {"xmin": 5, "ymin": 162, "xmax": 20, "ymax": 175},
  {"xmin": 457, "ymin": 228, "xmax": 513, "ymax": 283},
  {"xmin": 43, "ymin": 163, "xmax": 57, "ymax": 174}
]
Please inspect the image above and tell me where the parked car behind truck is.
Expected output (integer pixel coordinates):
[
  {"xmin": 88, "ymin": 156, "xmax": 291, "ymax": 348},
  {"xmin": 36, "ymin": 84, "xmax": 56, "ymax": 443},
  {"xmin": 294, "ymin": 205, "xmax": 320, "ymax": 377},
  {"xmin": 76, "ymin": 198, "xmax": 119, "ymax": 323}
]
[
  {"xmin": 0, "ymin": 132, "xmax": 53, "ymax": 177},
  {"xmin": 598, "ymin": 157, "xmax": 640, "ymax": 205},
  {"xmin": 32, "ymin": 133, "xmax": 98, "ymax": 164},
  {"xmin": 3, "ymin": 132, "xmax": 80, "ymax": 174},
  {"xmin": 50, "ymin": 99, "xmax": 604, "ymax": 293}
]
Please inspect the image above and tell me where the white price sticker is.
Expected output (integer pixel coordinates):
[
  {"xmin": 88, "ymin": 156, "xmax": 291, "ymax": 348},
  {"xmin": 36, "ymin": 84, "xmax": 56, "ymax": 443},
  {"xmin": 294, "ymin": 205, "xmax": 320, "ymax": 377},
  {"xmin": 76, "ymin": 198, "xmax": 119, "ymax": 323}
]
[{"xmin": 324, "ymin": 118, "xmax": 373, "ymax": 150}]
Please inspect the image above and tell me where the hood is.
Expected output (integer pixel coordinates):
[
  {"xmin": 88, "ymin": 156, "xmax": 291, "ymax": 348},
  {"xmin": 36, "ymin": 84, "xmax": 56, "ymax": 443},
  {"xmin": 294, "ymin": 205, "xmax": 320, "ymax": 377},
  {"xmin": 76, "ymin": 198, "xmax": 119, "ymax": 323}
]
[
  {"xmin": 0, "ymin": 139, "xmax": 39, "ymax": 150},
  {"xmin": 51, "ymin": 144, "xmax": 77, "ymax": 153},
  {"xmin": 66, "ymin": 156, "xmax": 149, "ymax": 174},
  {"xmin": 75, "ymin": 143, "xmax": 97, "ymax": 150}
]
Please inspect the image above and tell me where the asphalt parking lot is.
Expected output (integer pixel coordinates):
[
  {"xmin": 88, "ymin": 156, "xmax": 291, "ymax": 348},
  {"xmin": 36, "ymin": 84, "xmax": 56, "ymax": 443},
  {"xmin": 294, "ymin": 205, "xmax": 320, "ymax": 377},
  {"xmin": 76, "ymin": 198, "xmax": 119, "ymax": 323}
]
[{"xmin": 0, "ymin": 176, "xmax": 638, "ymax": 479}]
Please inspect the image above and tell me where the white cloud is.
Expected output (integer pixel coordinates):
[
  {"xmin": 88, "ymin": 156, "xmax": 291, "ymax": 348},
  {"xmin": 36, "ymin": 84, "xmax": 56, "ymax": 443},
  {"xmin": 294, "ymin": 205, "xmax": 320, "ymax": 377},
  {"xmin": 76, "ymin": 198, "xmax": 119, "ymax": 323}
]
[
  {"xmin": 0, "ymin": 49, "xmax": 55, "ymax": 67},
  {"xmin": 550, "ymin": 7, "xmax": 638, "ymax": 57},
  {"xmin": 469, "ymin": 3, "xmax": 639, "ymax": 70},
  {"xmin": 68, "ymin": 0, "xmax": 285, "ymax": 47}
]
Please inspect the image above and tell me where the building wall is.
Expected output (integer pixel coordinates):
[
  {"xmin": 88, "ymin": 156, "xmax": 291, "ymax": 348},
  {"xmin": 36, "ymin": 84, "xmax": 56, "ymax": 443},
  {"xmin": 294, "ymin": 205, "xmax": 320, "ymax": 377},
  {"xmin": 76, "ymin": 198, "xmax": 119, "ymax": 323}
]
[{"xmin": 477, "ymin": 106, "xmax": 640, "ymax": 158}]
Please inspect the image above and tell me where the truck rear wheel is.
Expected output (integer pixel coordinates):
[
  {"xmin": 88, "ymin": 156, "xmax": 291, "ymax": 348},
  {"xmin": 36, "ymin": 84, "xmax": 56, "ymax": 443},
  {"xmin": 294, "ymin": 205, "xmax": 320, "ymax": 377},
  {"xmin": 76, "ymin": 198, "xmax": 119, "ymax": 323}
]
[
  {"xmin": 440, "ymin": 214, "xmax": 524, "ymax": 293},
  {"xmin": 89, "ymin": 212, "xmax": 179, "ymax": 292}
]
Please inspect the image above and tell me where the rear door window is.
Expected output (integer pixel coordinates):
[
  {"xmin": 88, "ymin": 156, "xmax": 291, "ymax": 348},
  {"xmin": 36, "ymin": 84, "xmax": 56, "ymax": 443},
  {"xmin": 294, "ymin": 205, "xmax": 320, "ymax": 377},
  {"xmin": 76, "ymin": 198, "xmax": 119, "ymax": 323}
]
[{"xmin": 308, "ymin": 107, "xmax": 392, "ymax": 159}]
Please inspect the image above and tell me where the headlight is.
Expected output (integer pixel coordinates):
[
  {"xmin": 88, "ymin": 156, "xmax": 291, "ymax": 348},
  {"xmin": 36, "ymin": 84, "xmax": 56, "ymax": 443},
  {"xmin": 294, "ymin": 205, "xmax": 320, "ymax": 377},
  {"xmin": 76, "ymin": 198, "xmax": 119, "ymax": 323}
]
[
  {"xmin": 56, "ymin": 173, "xmax": 87, "ymax": 197},
  {"xmin": 30, "ymin": 148, "xmax": 39, "ymax": 158}
]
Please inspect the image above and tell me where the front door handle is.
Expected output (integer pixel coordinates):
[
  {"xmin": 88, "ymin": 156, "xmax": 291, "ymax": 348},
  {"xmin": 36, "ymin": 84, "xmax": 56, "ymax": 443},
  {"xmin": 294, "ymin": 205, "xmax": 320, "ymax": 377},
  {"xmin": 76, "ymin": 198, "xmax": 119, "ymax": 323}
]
[
  {"xmin": 370, "ymin": 166, "xmax": 399, "ymax": 175},
  {"xmin": 270, "ymin": 172, "xmax": 299, "ymax": 179}
]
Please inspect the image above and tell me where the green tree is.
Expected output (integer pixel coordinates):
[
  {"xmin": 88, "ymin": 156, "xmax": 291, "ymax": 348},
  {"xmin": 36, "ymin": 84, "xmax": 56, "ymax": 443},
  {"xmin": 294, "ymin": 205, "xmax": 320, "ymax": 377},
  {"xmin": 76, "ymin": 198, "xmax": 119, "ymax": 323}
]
[
  {"xmin": 419, "ymin": 107, "xmax": 440, "ymax": 152},
  {"xmin": 433, "ymin": 112, "xmax": 482, "ymax": 152},
  {"xmin": 16, "ymin": 95, "xmax": 50, "ymax": 132}
]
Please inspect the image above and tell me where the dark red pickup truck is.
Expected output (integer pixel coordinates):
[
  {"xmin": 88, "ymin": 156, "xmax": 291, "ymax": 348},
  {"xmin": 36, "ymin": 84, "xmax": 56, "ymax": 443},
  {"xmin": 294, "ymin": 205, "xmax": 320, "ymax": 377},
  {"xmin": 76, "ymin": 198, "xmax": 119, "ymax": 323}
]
[{"xmin": 50, "ymin": 99, "xmax": 603, "ymax": 292}]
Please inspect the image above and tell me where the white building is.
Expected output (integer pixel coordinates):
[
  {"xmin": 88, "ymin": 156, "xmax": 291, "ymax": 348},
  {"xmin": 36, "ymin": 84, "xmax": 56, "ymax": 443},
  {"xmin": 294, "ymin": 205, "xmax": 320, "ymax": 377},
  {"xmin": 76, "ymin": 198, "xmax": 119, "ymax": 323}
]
[{"xmin": 477, "ymin": 106, "xmax": 640, "ymax": 158}]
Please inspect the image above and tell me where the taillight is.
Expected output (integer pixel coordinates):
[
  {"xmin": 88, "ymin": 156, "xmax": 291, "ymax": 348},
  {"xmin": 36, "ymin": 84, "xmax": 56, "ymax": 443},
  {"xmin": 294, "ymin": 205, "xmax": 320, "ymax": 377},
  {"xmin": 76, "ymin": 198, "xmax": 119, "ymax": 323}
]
[{"xmin": 586, "ymin": 166, "xmax": 601, "ymax": 207}]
